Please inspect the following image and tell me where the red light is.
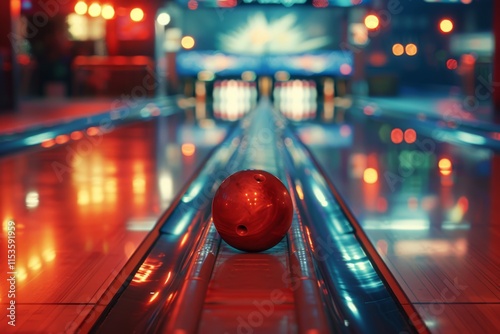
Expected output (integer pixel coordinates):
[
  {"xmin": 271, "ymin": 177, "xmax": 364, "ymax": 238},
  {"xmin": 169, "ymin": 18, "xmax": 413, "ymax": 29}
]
[
  {"xmin": 312, "ymin": 0, "xmax": 329, "ymax": 8},
  {"xmin": 461, "ymin": 54, "xmax": 475, "ymax": 65},
  {"xmin": 404, "ymin": 129, "xmax": 417, "ymax": 144},
  {"xmin": 188, "ymin": 0, "xmax": 198, "ymax": 9},
  {"xmin": 55, "ymin": 135, "xmax": 69, "ymax": 145},
  {"xmin": 86, "ymin": 127, "xmax": 100, "ymax": 136},
  {"xmin": 41, "ymin": 139, "xmax": 55, "ymax": 148},
  {"xmin": 446, "ymin": 59, "xmax": 458, "ymax": 70},
  {"xmin": 363, "ymin": 105, "xmax": 375, "ymax": 115},
  {"xmin": 390, "ymin": 128, "xmax": 404, "ymax": 144},
  {"xmin": 218, "ymin": 0, "xmax": 237, "ymax": 7},
  {"xmin": 70, "ymin": 131, "xmax": 83, "ymax": 140}
]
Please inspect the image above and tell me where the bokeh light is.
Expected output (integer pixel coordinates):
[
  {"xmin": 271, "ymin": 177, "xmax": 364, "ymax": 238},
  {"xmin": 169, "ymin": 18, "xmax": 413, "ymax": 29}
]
[
  {"xmin": 130, "ymin": 8, "xmax": 144, "ymax": 22},
  {"xmin": 391, "ymin": 128, "xmax": 404, "ymax": 144},
  {"xmin": 188, "ymin": 0, "xmax": 198, "ymax": 10},
  {"xmin": 363, "ymin": 168, "xmax": 378, "ymax": 184},
  {"xmin": 392, "ymin": 43, "xmax": 404, "ymax": 56},
  {"xmin": 405, "ymin": 43, "xmax": 418, "ymax": 56},
  {"xmin": 74, "ymin": 1, "xmax": 87, "ymax": 15},
  {"xmin": 340, "ymin": 64, "xmax": 352, "ymax": 75},
  {"xmin": 88, "ymin": 3, "xmax": 101, "ymax": 17},
  {"xmin": 438, "ymin": 158, "xmax": 452, "ymax": 170},
  {"xmin": 181, "ymin": 36, "xmax": 195, "ymax": 49},
  {"xmin": 439, "ymin": 19, "xmax": 454, "ymax": 33},
  {"xmin": 182, "ymin": 143, "xmax": 196, "ymax": 156},
  {"xmin": 157, "ymin": 13, "xmax": 171, "ymax": 26},
  {"xmin": 446, "ymin": 58, "xmax": 458, "ymax": 70},
  {"xmin": 364, "ymin": 15, "xmax": 380, "ymax": 30},
  {"xmin": 404, "ymin": 129, "xmax": 417, "ymax": 144},
  {"xmin": 101, "ymin": 4, "xmax": 115, "ymax": 20}
]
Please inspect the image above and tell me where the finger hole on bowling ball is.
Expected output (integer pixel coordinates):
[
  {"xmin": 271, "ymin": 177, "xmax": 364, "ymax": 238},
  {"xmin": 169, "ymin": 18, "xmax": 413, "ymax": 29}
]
[
  {"xmin": 236, "ymin": 225, "xmax": 248, "ymax": 236},
  {"xmin": 254, "ymin": 174, "xmax": 266, "ymax": 183}
]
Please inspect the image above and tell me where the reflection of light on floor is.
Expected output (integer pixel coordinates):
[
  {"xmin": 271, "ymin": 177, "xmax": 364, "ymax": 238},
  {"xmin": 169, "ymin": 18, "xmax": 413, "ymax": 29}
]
[
  {"xmin": 363, "ymin": 218, "xmax": 429, "ymax": 230},
  {"xmin": 42, "ymin": 249, "xmax": 56, "ymax": 262},
  {"xmin": 17, "ymin": 267, "xmax": 27, "ymax": 282},
  {"xmin": 28, "ymin": 256, "xmax": 42, "ymax": 271},
  {"xmin": 395, "ymin": 238, "xmax": 467, "ymax": 256},
  {"xmin": 149, "ymin": 291, "xmax": 159, "ymax": 303},
  {"xmin": 78, "ymin": 189, "xmax": 90, "ymax": 206},
  {"xmin": 126, "ymin": 217, "xmax": 157, "ymax": 231},
  {"xmin": 159, "ymin": 171, "xmax": 174, "ymax": 203},
  {"xmin": 295, "ymin": 183, "xmax": 304, "ymax": 200},
  {"xmin": 133, "ymin": 176, "xmax": 146, "ymax": 194},
  {"xmin": 25, "ymin": 191, "xmax": 39, "ymax": 208}
]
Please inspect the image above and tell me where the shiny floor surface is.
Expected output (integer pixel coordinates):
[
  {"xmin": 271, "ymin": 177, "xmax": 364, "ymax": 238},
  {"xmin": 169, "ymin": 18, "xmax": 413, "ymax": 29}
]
[
  {"xmin": 0, "ymin": 112, "xmax": 224, "ymax": 333},
  {"xmin": 307, "ymin": 105, "xmax": 500, "ymax": 333},
  {"xmin": 0, "ymin": 99, "xmax": 121, "ymax": 134},
  {"xmin": 1, "ymin": 99, "xmax": 499, "ymax": 333}
]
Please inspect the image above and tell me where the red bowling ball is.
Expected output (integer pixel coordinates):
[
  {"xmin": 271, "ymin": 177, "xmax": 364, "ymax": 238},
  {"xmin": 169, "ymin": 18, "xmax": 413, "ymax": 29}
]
[{"xmin": 212, "ymin": 170, "xmax": 293, "ymax": 252}]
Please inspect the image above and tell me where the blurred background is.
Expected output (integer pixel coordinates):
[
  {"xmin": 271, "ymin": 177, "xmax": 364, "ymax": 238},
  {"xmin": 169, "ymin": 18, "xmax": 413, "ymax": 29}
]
[{"xmin": 0, "ymin": 0, "xmax": 495, "ymax": 113}]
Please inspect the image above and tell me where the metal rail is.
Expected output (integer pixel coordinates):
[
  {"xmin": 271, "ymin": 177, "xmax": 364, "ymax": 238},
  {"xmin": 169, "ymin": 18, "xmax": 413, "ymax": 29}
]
[{"xmin": 86, "ymin": 99, "xmax": 423, "ymax": 334}]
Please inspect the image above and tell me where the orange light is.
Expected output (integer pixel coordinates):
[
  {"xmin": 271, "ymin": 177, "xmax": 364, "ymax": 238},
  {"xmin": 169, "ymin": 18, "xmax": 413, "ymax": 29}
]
[
  {"xmin": 363, "ymin": 168, "xmax": 378, "ymax": 184},
  {"xmin": 74, "ymin": 1, "xmax": 87, "ymax": 15},
  {"xmin": 55, "ymin": 134, "xmax": 69, "ymax": 145},
  {"xmin": 70, "ymin": 131, "xmax": 84, "ymax": 140},
  {"xmin": 88, "ymin": 3, "xmax": 101, "ymax": 17},
  {"xmin": 438, "ymin": 158, "xmax": 452, "ymax": 170},
  {"xmin": 86, "ymin": 127, "xmax": 100, "ymax": 136},
  {"xmin": 392, "ymin": 43, "xmax": 404, "ymax": 56},
  {"xmin": 188, "ymin": 0, "xmax": 198, "ymax": 10},
  {"xmin": 41, "ymin": 139, "xmax": 55, "ymax": 148},
  {"xmin": 391, "ymin": 128, "xmax": 404, "ymax": 144},
  {"xmin": 181, "ymin": 143, "xmax": 196, "ymax": 156},
  {"xmin": 180, "ymin": 233, "xmax": 189, "ymax": 247},
  {"xmin": 181, "ymin": 36, "xmax": 195, "ymax": 49},
  {"xmin": 130, "ymin": 8, "xmax": 144, "ymax": 22},
  {"xmin": 149, "ymin": 291, "xmax": 159, "ymax": 303},
  {"xmin": 364, "ymin": 15, "xmax": 380, "ymax": 30},
  {"xmin": 101, "ymin": 4, "xmax": 115, "ymax": 20},
  {"xmin": 446, "ymin": 58, "xmax": 458, "ymax": 70},
  {"xmin": 405, "ymin": 43, "xmax": 417, "ymax": 56},
  {"xmin": 439, "ymin": 19, "xmax": 453, "ymax": 33},
  {"xmin": 404, "ymin": 129, "xmax": 417, "ymax": 144}
]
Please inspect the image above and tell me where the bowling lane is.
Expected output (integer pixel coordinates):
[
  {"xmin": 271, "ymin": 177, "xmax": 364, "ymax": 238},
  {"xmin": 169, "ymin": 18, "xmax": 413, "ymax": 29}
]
[
  {"xmin": 0, "ymin": 109, "xmax": 228, "ymax": 333},
  {"xmin": 93, "ymin": 100, "xmax": 416, "ymax": 334},
  {"xmin": 298, "ymin": 103, "xmax": 500, "ymax": 333}
]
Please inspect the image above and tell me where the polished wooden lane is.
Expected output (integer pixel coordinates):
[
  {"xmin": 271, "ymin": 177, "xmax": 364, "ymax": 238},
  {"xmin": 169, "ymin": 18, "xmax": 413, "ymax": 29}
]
[
  {"xmin": 0, "ymin": 113, "xmax": 224, "ymax": 333},
  {"xmin": 308, "ymin": 107, "xmax": 500, "ymax": 333}
]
